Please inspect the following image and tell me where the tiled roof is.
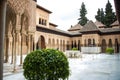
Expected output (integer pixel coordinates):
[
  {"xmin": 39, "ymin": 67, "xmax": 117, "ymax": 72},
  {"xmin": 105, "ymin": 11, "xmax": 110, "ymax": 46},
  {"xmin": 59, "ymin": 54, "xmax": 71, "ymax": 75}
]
[
  {"xmin": 100, "ymin": 28, "xmax": 120, "ymax": 33},
  {"xmin": 111, "ymin": 20, "xmax": 119, "ymax": 26},
  {"xmin": 80, "ymin": 20, "xmax": 100, "ymax": 32},
  {"xmin": 49, "ymin": 22, "xmax": 58, "ymax": 27},
  {"xmin": 68, "ymin": 24, "xmax": 83, "ymax": 31},
  {"xmin": 36, "ymin": 25, "xmax": 81, "ymax": 37},
  {"xmin": 52, "ymin": 28, "xmax": 82, "ymax": 36},
  {"xmin": 94, "ymin": 20, "xmax": 106, "ymax": 28}
]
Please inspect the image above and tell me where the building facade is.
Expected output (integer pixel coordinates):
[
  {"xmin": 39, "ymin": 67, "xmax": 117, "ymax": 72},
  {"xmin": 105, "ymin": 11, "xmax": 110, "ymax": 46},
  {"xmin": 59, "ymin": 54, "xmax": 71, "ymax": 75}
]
[{"xmin": 4, "ymin": 0, "xmax": 120, "ymax": 64}]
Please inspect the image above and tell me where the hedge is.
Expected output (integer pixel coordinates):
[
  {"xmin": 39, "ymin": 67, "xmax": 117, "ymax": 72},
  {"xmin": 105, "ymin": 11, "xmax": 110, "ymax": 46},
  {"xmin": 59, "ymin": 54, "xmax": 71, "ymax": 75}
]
[{"xmin": 23, "ymin": 49, "xmax": 70, "ymax": 80}]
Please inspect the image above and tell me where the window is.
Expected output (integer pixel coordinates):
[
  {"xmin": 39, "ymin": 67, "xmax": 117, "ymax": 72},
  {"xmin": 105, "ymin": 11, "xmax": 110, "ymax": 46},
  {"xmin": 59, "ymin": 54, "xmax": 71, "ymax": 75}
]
[
  {"xmin": 39, "ymin": 18, "xmax": 47, "ymax": 26},
  {"xmin": 88, "ymin": 39, "xmax": 91, "ymax": 46},
  {"xmin": 93, "ymin": 39, "xmax": 96, "ymax": 46},
  {"xmin": 39, "ymin": 18, "xmax": 41, "ymax": 24}
]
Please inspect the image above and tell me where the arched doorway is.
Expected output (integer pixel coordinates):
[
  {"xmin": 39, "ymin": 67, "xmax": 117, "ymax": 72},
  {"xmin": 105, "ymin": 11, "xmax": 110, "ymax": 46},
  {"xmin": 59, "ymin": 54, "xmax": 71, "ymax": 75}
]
[
  {"xmin": 74, "ymin": 40, "xmax": 77, "ymax": 48},
  {"xmin": 108, "ymin": 39, "xmax": 113, "ymax": 48},
  {"xmin": 93, "ymin": 39, "xmax": 96, "ymax": 46},
  {"xmin": 78, "ymin": 40, "xmax": 81, "ymax": 51},
  {"xmin": 115, "ymin": 39, "xmax": 119, "ymax": 53},
  {"xmin": 40, "ymin": 36, "xmax": 46, "ymax": 49},
  {"xmin": 37, "ymin": 35, "xmax": 46, "ymax": 50},
  {"xmin": 66, "ymin": 41, "xmax": 69, "ymax": 50},
  {"xmin": 84, "ymin": 39, "xmax": 86, "ymax": 47},
  {"xmin": 71, "ymin": 41, "xmax": 74, "ymax": 48},
  {"xmin": 101, "ymin": 39, "xmax": 107, "ymax": 53},
  {"xmin": 88, "ymin": 39, "xmax": 91, "ymax": 47}
]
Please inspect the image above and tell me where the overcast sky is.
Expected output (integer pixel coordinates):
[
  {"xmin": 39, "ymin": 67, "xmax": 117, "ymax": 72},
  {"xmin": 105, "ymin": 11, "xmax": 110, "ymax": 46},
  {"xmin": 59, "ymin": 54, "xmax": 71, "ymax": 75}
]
[{"xmin": 37, "ymin": 0, "xmax": 115, "ymax": 31}]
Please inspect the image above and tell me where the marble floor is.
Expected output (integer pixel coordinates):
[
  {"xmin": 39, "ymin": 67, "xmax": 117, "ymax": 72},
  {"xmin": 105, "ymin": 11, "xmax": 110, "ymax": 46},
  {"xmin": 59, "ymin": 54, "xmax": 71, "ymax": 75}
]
[{"xmin": 3, "ymin": 53, "xmax": 120, "ymax": 80}]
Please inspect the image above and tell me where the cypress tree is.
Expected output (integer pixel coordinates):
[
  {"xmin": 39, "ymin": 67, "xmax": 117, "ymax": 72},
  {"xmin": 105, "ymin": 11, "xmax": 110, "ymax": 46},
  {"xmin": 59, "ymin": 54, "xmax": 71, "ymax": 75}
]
[
  {"xmin": 100, "ymin": 8, "xmax": 105, "ymax": 24},
  {"xmin": 95, "ymin": 8, "xmax": 105, "ymax": 24},
  {"xmin": 104, "ymin": 0, "xmax": 117, "ymax": 27},
  {"xmin": 78, "ymin": 2, "xmax": 88, "ymax": 26},
  {"xmin": 95, "ymin": 8, "xmax": 101, "ymax": 22}
]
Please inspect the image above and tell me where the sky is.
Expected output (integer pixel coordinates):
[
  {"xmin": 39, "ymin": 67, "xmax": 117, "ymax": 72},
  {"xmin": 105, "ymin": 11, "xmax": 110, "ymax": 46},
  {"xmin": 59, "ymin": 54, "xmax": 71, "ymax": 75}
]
[{"xmin": 37, "ymin": 0, "xmax": 115, "ymax": 31}]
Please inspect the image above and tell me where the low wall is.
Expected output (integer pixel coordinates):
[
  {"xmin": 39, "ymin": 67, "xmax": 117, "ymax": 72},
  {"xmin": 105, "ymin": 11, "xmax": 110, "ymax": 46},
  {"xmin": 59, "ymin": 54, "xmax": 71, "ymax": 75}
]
[
  {"xmin": 81, "ymin": 47, "xmax": 101, "ymax": 53},
  {"xmin": 64, "ymin": 50, "xmax": 82, "ymax": 58}
]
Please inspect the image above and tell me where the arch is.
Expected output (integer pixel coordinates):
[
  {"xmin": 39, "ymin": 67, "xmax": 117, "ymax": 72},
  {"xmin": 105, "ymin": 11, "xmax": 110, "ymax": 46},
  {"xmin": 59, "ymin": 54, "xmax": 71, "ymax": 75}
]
[
  {"xmin": 71, "ymin": 41, "xmax": 74, "ymax": 48},
  {"xmin": 115, "ymin": 39, "xmax": 119, "ymax": 53},
  {"xmin": 84, "ymin": 39, "xmax": 86, "ymax": 47},
  {"xmin": 21, "ymin": 13, "xmax": 29, "ymax": 32},
  {"xmin": 66, "ymin": 41, "xmax": 69, "ymax": 50},
  {"xmin": 108, "ymin": 39, "xmax": 113, "ymax": 48},
  {"xmin": 74, "ymin": 40, "xmax": 77, "ymax": 48},
  {"xmin": 39, "ymin": 18, "xmax": 42, "ymax": 24},
  {"xmin": 78, "ymin": 40, "xmax": 81, "ymax": 51},
  {"xmin": 93, "ymin": 39, "xmax": 96, "ymax": 46},
  {"xmin": 37, "ymin": 35, "xmax": 46, "ymax": 49},
  {"xmin": 40, "ymin": 36, "xmax": 46, "ymax": 49},
  {"xmin": 101, "ymin": 39, "xmax": 107, "ymax": 53},
  {"xmin": 88, "ymin": 39, "xmax": 91, "ymax": 47}
]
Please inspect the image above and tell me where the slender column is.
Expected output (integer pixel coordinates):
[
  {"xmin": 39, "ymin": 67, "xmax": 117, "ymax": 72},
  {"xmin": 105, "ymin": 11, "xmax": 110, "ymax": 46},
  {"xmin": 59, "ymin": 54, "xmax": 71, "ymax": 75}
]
[
  {"xmin": 0, "ymin": 0, "xmax": 7, "ymax": 80},
  {"xmin": 11, "ymin": 34, "xmax": 15, "ymax": 64},
  {"xmin": 20, "ymin": 33, "xmax": 23, "ymax": 65},
  {"xmin": 34, "ymin": 42, "xmax": 36, "ymax": 51},
  {"xmin": 13, "ymin": 32, "xmax": 17, "ymax": 72},
  {"xmin": 27, "ymin": 34, "xmax": 31, "ymax": 53},
  {"xmin": 31, "ymin": 35, "xmax": 33, "ymax": 51},
  {"xmin": 13, "ymin": 14, "xmax": 21, "ymax": 72}
]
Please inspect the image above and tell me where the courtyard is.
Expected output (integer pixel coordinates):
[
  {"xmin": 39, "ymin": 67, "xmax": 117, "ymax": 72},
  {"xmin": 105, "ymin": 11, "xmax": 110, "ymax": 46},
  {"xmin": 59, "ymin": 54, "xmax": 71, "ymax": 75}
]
[{"xmin": 3, "ymin": 53, "xmax": 120, "ymax": 80}]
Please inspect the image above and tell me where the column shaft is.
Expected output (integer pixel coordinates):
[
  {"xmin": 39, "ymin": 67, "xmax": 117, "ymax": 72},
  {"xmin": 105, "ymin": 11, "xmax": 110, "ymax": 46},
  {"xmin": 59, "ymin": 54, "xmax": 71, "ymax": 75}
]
[{"xmin": 0, "ymin": 0, "xmax": 7, "ymax": 80}]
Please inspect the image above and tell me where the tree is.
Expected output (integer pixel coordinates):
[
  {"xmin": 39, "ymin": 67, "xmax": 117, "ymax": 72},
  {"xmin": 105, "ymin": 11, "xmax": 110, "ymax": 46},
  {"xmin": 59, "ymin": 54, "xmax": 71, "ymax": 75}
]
[
  {"xmin": 95, "ymin": 8, "xmax": 101, "ymax": 21},
  {"xmin": 78, "ymin": 2, "xmax": 88, "ymax": 26},
  {"xmin": 100, "ymin": 8, "xmax": 105, "ymax": 24},
  {"xmin": 95, "ymin": 8, "xmax": 105, "ymax": 24},
  {"xmin": 104, "ymin": 0, "xmax": 117, "ymax": 27}
]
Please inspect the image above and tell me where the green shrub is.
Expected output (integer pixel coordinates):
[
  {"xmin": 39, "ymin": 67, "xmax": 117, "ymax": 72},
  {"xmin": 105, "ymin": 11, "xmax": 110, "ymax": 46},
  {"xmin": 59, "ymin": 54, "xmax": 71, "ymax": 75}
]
[
  {"xmin": 72, "ymin": 47, "xmax": 78, "ymax": 51},
  {"xmin": 106, "ymin": 48, "xmax": 114, "ymax": 54},
  {"xmin": 23, "ymin": 49, "xmax": 70, "ymax": 80}
]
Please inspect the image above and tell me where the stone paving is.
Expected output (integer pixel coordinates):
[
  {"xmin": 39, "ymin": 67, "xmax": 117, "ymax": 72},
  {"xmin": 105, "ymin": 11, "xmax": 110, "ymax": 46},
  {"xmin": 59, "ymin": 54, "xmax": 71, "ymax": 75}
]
[{"xmin": 3, "ymin": 53, "xmax": 120, "ymax": 80}]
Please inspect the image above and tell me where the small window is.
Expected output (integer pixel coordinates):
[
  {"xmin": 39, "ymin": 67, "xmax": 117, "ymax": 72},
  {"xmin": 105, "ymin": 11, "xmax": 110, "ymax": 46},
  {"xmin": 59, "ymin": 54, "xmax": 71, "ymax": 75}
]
[
  {"xmin": 44, "ymin": 20, "xmax": 47, "ymax": 26},
  {"xmin": 39, "ymin": 18, "xmax": 41, "ymax": 24},
  {"xmin": 42, "ymin": 19, "xmax": 44, "ymax": 25}
]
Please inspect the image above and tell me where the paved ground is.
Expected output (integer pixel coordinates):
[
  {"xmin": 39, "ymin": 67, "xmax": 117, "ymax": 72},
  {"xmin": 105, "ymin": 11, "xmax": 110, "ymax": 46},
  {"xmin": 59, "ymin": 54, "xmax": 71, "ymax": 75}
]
[{"xmin": 3, "ymin": 54, "xmax": 120, "ymax": 80}]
